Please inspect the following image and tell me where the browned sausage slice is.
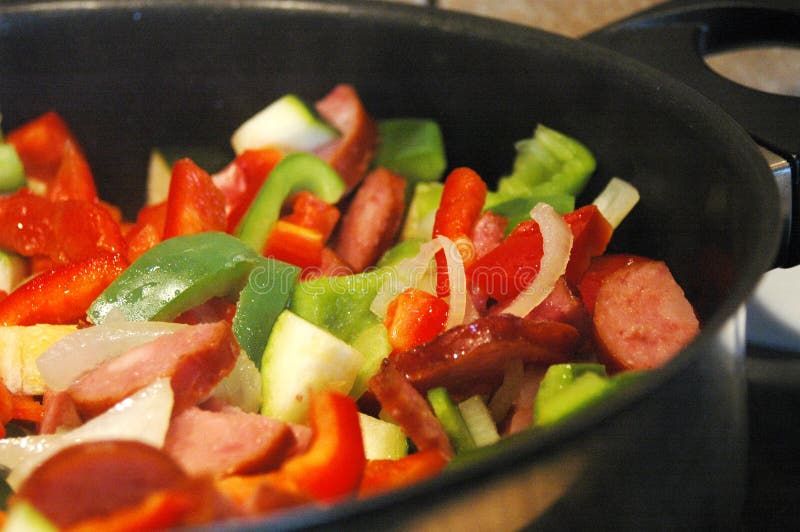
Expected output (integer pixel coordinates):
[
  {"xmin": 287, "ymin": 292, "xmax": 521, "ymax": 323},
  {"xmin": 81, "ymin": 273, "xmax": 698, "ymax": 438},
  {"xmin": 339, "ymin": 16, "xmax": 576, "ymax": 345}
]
[
  {"xmin": 592, "ymin": 260, "xmax": 699, "ymax": 371},
  {"xmin": 333, "ymin": 167, "xmax": 406, "ymax": 272},
  {"xmin": 369, "ymin": 360, "xmax": 454, "ymax": 458},
  {"xmin": 390, "ymin": 314, "xmax": 579, "ymax": 399},
  {"xmin": 314, "ymin": 84, "xmax": 379, "ymax": 190},
  {"xmin": 164, "ymin": 406, "xmax": 294, "ymax": 477},
  {"xmin": 68, "ymin": 321, "xmax": 239, "ymax": 418},
  {"xmin": 15, "ymin": 440, "xmax": 187, "ymax": 528}
]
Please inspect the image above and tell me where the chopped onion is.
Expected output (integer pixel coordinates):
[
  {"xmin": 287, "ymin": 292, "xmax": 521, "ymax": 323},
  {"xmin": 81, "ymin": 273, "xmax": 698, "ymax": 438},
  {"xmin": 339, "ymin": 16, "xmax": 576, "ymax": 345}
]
[
  {"xmin": 592, "ymin": 177, "xmax": 640, "ymax": 229},
  {"xmin": 503, "ymin": 203, "xmax": 573, "ymax": 317},
  {"xmin": 370, "ymin": 236, "xmax": 468, "ymax": 329},
  {"xmin": 2, "ymin": 378, "xmax": 174, "ymax": 489},
  {"xmin": 488, "ymin": 358, "xmax": 525, "ymax": 423},
  {"xmin": 210, "ymin": 351, "xmax": 263, "ymax": 413},
  {"xmin": 37, "ymin": 311, "xmax": 187, "ymax": 391}
]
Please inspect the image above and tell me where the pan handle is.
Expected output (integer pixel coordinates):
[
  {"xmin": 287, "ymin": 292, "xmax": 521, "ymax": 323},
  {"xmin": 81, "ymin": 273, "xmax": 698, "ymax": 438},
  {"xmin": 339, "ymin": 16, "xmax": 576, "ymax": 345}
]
[{"xmin": 584, "ymin": 0, "xmax": 800, "ymax": 268}]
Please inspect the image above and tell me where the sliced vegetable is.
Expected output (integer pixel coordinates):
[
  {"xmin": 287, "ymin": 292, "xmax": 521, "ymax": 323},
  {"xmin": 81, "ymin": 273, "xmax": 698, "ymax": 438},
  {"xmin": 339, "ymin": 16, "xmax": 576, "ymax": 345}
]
[
  {"xmin": 485, "ymin": 193, "xmax": 575, "ymax": 234},
  {"xmin": 592, "ymin": 177, "xmax": 640, "ymax": 229},
  {"xmin": 433, "ymin": 167, "xmax": 487, "ymax": 272},
  {"xmin": 494, "ymin": 124, "xmax": 595, "ymax": 200},
  {"xmin": 262, "ymin": 220, "xmax": 324, "ymax": 269},
  {"xmin": 46, "ymin": 140, "xmax": 97, "ymax": 202},
  {"xmin": 260, "ymin": 310, "xmax": 363, "ymax": 423},
  {"xmin": 210, "ymin": 352, "xmax": 263, "ymax": 413},
  {"xmin": 358, "ymin": 412, "xmax": 408, "ymax": 460},
  {"xmin": 401, "ymin": 182, "xmax": 443, "ymax": 241},
  {"xmin": 0, "ymin": 251, "xmax": 27, "ymax": 294},
  {"xmin": 3, "ymin": 501, "xmax": 58, "ymax": 532},
  {"xmin": 358, "ymin": 449, "xmax": 448, "ymax": 498},
  {"xmin": 5, "ymin": 111, "xmax": 79, "ymax": 183},
  {"xmin": 375, "ymin": 118, "xmax": 447, "ymax": 184},
  {"xmin": 457, "ymin": 395, "xmax": 500, "ymax": 447},
  {"xmin": 290, "ymin": 269, "xmax": 384, "ymax": 344},
  {"xmin": 234, "ymin": 153, "xmax": 345, "ymax": 254},
  {"xmin": 500, "ymin": 202, "xmax": 573, "ymax": 317},
  {"xmin": 162, "ymin": 158, "xmax": 227, "ymax": 239},
  {"xmin": 0, "ymin": 253, "xmax": 128, "ymax": 326},
  {"xmin": 145, "ymin": 149, "xmax": 172, "ymax": 204},
  {"xmin": 0, "ymin": 324, "xmax": 78, "ymax": 394},
  {"xmin": 88, "ymin": 232, "xmax": 259, "ymax": 324},
  {"xmin": 232, "ymin": 256, "xmax": 300, "ymax": 367},
  {"xmin": 533, "ymin": 363, "xmax": 610, "ymax": 427},
  {"xmin": 1, "ymin": 378, "xmax": 174, "ymax": 489},
  {"xmin": 350, "ymin": 321, "xmax": 392, "ymax": 399},
  {"xmin": 427, "ymin": 387, "xmax": 476, "ymax": 453},
  {"xmin": 0, "ymin": 142, "xmax": 25, "ymax": 193},
  {"xmin": 384, "ymin": 288, "xmax": 448, "ymax": 353},
  {"xmin": 278, "ymin": 391, "xmax": 365, "ymax": 502},
  {"xmin": 231, "ymin": 94, "xmax": 340, "ymax": 155}
]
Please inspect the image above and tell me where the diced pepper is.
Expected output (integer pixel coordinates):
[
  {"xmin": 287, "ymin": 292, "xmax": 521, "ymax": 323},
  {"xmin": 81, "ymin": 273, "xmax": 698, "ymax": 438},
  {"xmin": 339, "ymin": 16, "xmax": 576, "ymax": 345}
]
[
  {"xmin": 384, "ymin": 288, "xmax": 448, "ymax": 353},
  {"xmin": 562, "ymin": 205, "xmax": 613, "ymax": 284},
  {"xmin": 262, "ymin": 220, "xmax": 324, "ymax": 270},
  {"xmin": 88, "ymin": 232, "xmax": 260, "ymax": 324},
  {"xmin": 289, "ymin": 269, "xmax": 384, "ymax": 344},
  {"xmin": 0, "ymin": 191, "xmax": 126, "ymax": 264},
  {"xmin": 358, "ymin": 449, "xmax": 448, "ymax": 498},
  {"xmin": 375, "ymin": 119, "xmax": 447, "ymax": 185},
  {"xmin": 282, "ymin": 190, "xmax": 340, "ymax": 242},
  {"xmin": 162, "ymin": 158, "xmax": 227, "ymax": 239},
  {"xmin": 427, "ymin": 387, "xmax": 476, "ymax": 453},
  {"xmin": 0, "ymin": 253, "xmax": 128, "ymax": 326},
  {"xmin": 432, "ymin": 168, "xmax": 487, "ymax": 296},
  {"xmin": 212, "ymin": 147, "xmax": 284, "ymax": 232},
  {"xmin": 235, "ymin": 153, "xmax": 345, "ymax": 254},
  {"xmin": 278, "ymin": 391, "xmax": 366, "ymax": 502},
  {"xmin": 5, "ymin": 111, "xmax": 80, "ymax": 183},
  {"xmin": 46, "ymin": 140, "xmax": 97, "ymax": 202},
  {"xmin": 232, "ymin": 256, "xmax": 300, "ymax": 367}
]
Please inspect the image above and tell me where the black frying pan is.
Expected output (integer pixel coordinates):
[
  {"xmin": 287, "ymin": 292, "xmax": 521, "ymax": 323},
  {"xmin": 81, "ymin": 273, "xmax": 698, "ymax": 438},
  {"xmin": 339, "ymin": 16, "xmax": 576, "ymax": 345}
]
[{"xmin": 0, "ymin": 0, "xmax": 794, "ymax": 529}]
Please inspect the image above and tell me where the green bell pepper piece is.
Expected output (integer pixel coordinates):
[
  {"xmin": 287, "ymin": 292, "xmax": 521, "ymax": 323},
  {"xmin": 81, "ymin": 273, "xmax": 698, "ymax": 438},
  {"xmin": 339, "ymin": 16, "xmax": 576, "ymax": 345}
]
[
  {"xmin": 88, "ymin": 232, "xmax": 260, "ymax": 324},
  {"xmin": 289, "ymin": 269, "xmax": 385, "ymax": 344},
  {"xmin": 232, "ymin": 256, "xmax": 301, "ymax": 368},
  {"xmin": 485, "ymin": 193, "xmax": 575, "ymax": 235},
  {"xmin": 491, "ymin": 124, "xmax": 595, "ymax": 212},
  {"xmin": 375, "ymin": 118, "xmax": 447, "ymax": 185},
  {"xmin": 350, "ymin": 321, "xmax": 392, "ymax": 399},
  {"xmin": 376, "ymin": 239, "xmax": 423, "ymax": 269},
  {"xmin": 400, "ymin": 181, "xmax": 443, "ymax": 241},
  {"xmin": 0, "ymin": 143, "xmax": 25, "ymax": 194},
  {"xmin": 428, "ymin": 386, "xmax": 477, "ymax": 453},
  {"xmin": 234, "ymin": 152, "xmax": 345, "ymax": 253}
]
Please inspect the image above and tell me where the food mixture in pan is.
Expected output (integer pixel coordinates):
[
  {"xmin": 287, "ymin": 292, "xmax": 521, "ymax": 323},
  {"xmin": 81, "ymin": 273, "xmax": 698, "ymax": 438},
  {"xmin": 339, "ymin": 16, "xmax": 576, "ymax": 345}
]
[{"xmin": 0, "ymin": 84, "xmax": 699, "ymax": 529}]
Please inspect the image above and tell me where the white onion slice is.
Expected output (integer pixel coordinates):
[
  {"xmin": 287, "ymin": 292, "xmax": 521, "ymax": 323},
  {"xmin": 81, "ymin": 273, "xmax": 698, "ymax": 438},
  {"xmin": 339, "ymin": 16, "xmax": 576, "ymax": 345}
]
[
  {"xmin": 370, "ymin": 236, "xmax": 468, "ymax": 329},
  {"xmin": 2, "ymin": 378, "xmax": 174, "ymax": 489},
  {"xmin": 211, "ymin": 351, "xmax": 263, "ymax": 413},
  {"xmin": 592, "ymin": 177, "xmax": 639, "ymax": 229},
  {"xmin": 37, "ymin": 312, "xmax": 187, "ymax": 391},
  {"xmin": 502, "ymin": 203, "xmax": 573, "ymax": 317}
]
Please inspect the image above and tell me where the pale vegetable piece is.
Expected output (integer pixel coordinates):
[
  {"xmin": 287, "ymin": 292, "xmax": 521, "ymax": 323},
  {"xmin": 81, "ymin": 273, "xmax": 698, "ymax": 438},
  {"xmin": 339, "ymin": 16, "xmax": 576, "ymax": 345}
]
[
  {"xmin": 358, "ymin": 413, "xmax": 408, "ymax": 460},
  {"xmin": 0, "ymin": 250, "xmax": 28, "ymax": 294},
  {"xmin": 592, "ymin": 177, "xmax": 640, "ymax": 229},
  {"xmin": 145, "ymin": 148, "xmax": 172, "ymax": 205},
  {"xmin": 3, "ymin": 501, "xmax": 58, "ymax": 532},
  {"xmin": 260, "ymin": 310, "xmax": 363, "ymax": 424},
  {"xmin": 0, "ymin": 325, "xmax": 78, "ymax": 395},
  {"xmin": 37, "ymin": 314, "xmax": 187, "ymax": 391},
  {"xmin": 502, "ymin": 202, "xmax": 573, "ymax": 317},
  {"xmin": 458, "ymin": 395, "xmax": 500, "ymax": 447},
  {"xmin": 211, "ymin": 351, "xmax": 263, "ymax": 413},
  {"xmin": 2, "ymin": 378, "xmax": 174, "ymax": 489},
  {"xmin": 231, "ymin": 94, "xmax": 340, "ymax": 155}
]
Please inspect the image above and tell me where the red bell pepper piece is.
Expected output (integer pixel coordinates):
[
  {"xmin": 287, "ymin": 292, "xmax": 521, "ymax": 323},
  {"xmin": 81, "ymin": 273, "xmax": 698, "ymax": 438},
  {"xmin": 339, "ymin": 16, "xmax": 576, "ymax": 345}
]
[
  {"xmin": 384, "ymin": 288, "xmax": 449, "ymax": 354},
  {"xmin": 469, "ymin": 205, "xmax": 615, "ymax": 307},
  {"xmin": 432, "ymin": 167, "xmax": 487, "ymax": 295},
  {"xmin": 124, "ymin": 201, "xmax": 168, "ymax": 262},
  {"xmin": 1, "ymin": 382, "xmax": 45, "ymax": 437},
  {"xmin": 5, "ymin": 111, "xmax": 81, "ymax": 182},
  {"xmin": 212, "ymin": 148, "xmax": 284, "ymax": 232},
  {"xmin": 562, "ymin": 205, "xmax": 613, "ymax": 285},
  {"xmin": 358, "ymin": 449, "xmax": 449, "ymax": 498},
  {"xmin": 0, "ymin": 191, "xmax": 126, "ymax": 264},
  {"xmin": 47, "ymin": 139, "xmax": 98, "ymax": 202},
  {"xmin": 283, "ymin": 190, "xmax": 341, "ymax": 242},
  {"xmin": 262, "ymin": 220, "xmax": 324, "ymax": 270},
  {"xmin": 162, "ymin": 158, "xmax": 227, "ymax": 239},
  {"xmin": 0, "ymin": 253, "xmax": 128, "ymax": 326},
  {"xmin": 277, "ymin": 391, "xmax": 366, "ymax": 502}
]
